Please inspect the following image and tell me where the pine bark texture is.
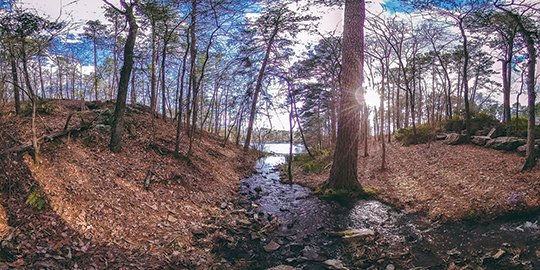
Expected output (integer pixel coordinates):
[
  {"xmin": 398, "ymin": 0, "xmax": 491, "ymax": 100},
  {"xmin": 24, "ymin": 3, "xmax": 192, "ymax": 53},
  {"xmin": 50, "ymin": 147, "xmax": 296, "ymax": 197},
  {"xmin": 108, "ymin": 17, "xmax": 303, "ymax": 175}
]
[{"xmin": 325, "ymin": 0, "xmax": 364, "ymax": 190}]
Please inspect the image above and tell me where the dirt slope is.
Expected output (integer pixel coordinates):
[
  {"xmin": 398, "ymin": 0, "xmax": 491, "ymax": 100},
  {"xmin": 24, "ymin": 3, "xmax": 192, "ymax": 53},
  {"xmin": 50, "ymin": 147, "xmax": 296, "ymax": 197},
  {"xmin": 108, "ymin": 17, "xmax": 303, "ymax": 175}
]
[
  {"xmin": 0, "ymin": 100, "xmax": 258, "ymax": 268},
  {"xmin": 294, "ymin": 141, "xmax": 540, "ymax": 221}
]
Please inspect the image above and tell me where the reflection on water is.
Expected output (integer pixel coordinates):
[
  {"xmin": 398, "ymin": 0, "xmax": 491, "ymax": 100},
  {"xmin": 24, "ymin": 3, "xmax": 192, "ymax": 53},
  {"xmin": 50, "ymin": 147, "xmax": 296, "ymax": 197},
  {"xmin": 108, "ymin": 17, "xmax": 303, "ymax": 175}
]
[{"xmin": 262, "ymin": 143, "xmax": 305, "ymax": 155}]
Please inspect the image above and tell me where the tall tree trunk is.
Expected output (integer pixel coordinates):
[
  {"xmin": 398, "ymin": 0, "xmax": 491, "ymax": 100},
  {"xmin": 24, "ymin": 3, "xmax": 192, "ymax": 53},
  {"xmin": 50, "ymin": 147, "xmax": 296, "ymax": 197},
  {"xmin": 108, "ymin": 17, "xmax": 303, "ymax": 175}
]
[
  {"xmin": 10, "ymin": 53, "xmax": 21, "ymax": 115},
  {"xmin": 20, "ymin": 45, "xmax": 39, "ymax": 162},
  {"xmin": 161, "ymin": 33, "xmax": 168, "ymax": 120},
  {"xmin": 109, "ymin": 3, "xmax": 138, "ymax": 152},
  {"xmin": 519, "ymin": 24, "xmax": 537, "ymax": 170},
  {"xmin": 459, "ymin": 20, "xmax": 472, "ymax": 142},
  {"xmin": 175, "ymin": 34, "xmax": 190, "ymax": 155},
  {"xmin": 150, "ymin": 19, "xmax": 157, "ymax": 114},
  {"xmin": 380, "ymin": 59, "xmax": 386, "ymax": 170},
  {"xmin": 187, "ymin": 0, "xmax": 198, "ymax": 157},
  {"xmin": 243, "ymin": 23, "xmax": 280, "ymax": 150},
  {"xmin": 130, "ymin": 67, "xmax": 137, "ymax": 104},
  {"xmin": 93, "ymin": 38, "xmax": 98, "ymax": 101},
  {"xmin": 38, "ymin": 54, "xmax": 45, "ymax": 99},
  {"xmin": 325, "ymin": 0, "xmax": 364, "ymax": 191}
]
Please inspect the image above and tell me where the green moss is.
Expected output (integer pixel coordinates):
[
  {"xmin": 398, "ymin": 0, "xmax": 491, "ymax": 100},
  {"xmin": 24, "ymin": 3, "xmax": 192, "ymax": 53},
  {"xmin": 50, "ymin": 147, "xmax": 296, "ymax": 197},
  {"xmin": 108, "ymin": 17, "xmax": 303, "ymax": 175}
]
[
  {"xmin": 26, "ymin": 189, "xmax": 47, "ymax": 210},
  {"xmin": 314, "ymin": 186, "xmax": 376, "ymax": 203}
]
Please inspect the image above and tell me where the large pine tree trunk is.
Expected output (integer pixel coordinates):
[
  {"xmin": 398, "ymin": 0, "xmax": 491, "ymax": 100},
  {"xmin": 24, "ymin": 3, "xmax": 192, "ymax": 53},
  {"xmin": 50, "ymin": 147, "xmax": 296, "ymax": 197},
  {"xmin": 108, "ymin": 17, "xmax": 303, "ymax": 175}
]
[
  {"xmin": 324, "ymin": 0, "xmax": 364, "ymax": 191},
  {"xmin": 109, "ymin": 4, "xmax": 138, "ymax": 152}
]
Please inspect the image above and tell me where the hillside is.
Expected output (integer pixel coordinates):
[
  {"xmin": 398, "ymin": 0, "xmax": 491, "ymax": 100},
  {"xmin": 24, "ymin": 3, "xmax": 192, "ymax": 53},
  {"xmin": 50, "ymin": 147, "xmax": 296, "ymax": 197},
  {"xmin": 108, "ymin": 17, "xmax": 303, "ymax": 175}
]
[
  {"xmin": 0, "ymin": 100, "xmax": 258, "ymax": 268},
  {"xmin": 292, "ymin": 141, "xmax": 540, "ymax": 221}
]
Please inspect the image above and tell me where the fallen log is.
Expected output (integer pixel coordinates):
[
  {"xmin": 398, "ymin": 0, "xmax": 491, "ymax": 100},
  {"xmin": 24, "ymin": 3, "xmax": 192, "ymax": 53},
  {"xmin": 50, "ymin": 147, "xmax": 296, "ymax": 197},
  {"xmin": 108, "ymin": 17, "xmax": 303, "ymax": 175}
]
[{"xmin": 0, "ymin": 123, "xmax": 95, "ymax": 157}]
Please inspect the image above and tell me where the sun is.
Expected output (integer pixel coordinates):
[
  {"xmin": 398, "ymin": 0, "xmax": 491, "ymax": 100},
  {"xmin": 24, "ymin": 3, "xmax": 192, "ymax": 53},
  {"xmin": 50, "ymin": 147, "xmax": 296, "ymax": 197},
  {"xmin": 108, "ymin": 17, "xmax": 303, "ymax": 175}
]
[{"xmin": 364, "ymin": 90, "xmax": 380, "ymax": 108}]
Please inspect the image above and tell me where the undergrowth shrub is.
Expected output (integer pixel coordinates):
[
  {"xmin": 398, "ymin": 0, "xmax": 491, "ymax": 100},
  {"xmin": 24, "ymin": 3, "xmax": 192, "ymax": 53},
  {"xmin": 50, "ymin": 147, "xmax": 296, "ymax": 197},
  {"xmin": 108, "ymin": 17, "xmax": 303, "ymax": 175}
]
[
  {"xmin": 442, "ymin": 113, "xmax": 499, "ymax": 134},
  {"xmin": 503, "ymin": 117, "xmax": 540, "ymax": 139},
  {"xmin": 395, "ymin": 124, "xmax": 435, "ymax": 146},
  {"xmin": 22, "ymin": 100, "xmax": 59, "ymax": 116},
  {"xmin": 293, "ymin": 149, "xmax": 332, "ymax": 174},
  {"xmin": 26, "ymin": 188, "xmax": 47, "ymax": 210},
  {"xmin": 444, "ymin": 116, "xmax": 464, "ymax": 133}
]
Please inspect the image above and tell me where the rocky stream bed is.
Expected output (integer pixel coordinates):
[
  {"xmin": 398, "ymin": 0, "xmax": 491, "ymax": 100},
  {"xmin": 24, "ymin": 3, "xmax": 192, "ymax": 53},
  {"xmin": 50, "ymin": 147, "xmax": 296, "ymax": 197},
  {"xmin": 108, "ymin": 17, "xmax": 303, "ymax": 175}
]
[{"xmin": 197, "ymin": 151, "xmax": 539, "ymax": 270}]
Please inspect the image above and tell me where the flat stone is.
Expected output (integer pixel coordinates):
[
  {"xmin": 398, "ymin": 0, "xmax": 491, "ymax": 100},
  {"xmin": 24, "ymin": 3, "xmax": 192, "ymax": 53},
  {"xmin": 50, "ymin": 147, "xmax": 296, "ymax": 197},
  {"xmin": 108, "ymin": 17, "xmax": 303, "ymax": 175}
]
[
  {"xmin": 444, "ymin": 133, "xmax": 464, "ymax": 145},
  {"xmin": 485, "ymin": 137, "xmax": 526, "ymax": 151},
  {"xmin": 386, "ymin": 264, "xmax": 396, "ymax": 270},
  {"xmin": 266, "ymin": 265, "xmax": 299, "ymax": 270},
  {"xmin": 264, "ymin": 241, "xmax": 281, "ymax": 252},
  {"xmin": 167, "ymin": 215, "xmax": 178, "ymax": 223},
  {"xmin": 471, "ymin": 136, "xmax": 491, "ymax": 146},
  {"xmin": 324, "ymin": 259, "xmax": 349, "ymax": 270}
]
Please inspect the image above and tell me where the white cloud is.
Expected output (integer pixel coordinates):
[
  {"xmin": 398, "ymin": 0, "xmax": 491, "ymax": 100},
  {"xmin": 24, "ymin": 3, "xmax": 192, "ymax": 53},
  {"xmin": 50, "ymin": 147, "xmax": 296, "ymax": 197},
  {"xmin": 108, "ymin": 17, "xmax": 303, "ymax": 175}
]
[{"xmin": 19, "ymin": 0, "xmax": 107, "ymax": 31}]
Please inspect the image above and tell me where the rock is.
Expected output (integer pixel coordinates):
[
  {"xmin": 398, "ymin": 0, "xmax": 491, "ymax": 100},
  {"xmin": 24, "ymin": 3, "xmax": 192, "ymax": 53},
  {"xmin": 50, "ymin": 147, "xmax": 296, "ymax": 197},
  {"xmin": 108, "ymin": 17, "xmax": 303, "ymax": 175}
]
[
  {"xmin": 302, "ymin": 246, "xmax": 325, "ymax": 261},
  {"xmin": 266, "ymin": 265, "xmax": 299, "ymax": 270},
  {"xmin": 167, "ymin": 215, "xmax": 178, "ymax": 223},
  {"xmin": 191, "ymin": 226, "xmax": 205, "ymax": 236},
  {"xmin": 485, "ymin": 137, "xmax": 526, "ymax": 151},
  {"xmin": 517, "ymin": 144, "xmax": 539, "ymax": 155},
  {"xmin": 264, "ymin": 241, "xmax": 281, "ymax": 252},
  {"xmin": 444, "ymin": 133, "xmax": 464, "ymax": 145},
  {"xmin": 471, "ymin": 136, "xmax": 491, "ymax": 146},
  {"xmin": 338, "ymin": 228, "xmax": 376, "ymax": 239},
  {"xmin": 220, "ymin": 202, "xmax": 228, "ymax": 209},
  {"xmin": 386, "ymin": 264, "xmax": 395, "ymax": 270},
  {"xmin": 446, "ymin": 248, "xmax": 461, "ymax": 257},
  {"xmin": 492, "ymin": 249, "xmax": 506, "ymax": 260},
  {"xmin": 323, "ymin": 259, "xmax": 349, "ymax": 270},
  {"xmin": 435, "ymin": 134, "xmax": 447, "ymax": 140},
  {"xmin": 475, "ymin": 128, "xmax": 490, "ymax": 136},
  {"xmin": 486, "ymin": 127, "xmax": 504, "ymax": 138}
]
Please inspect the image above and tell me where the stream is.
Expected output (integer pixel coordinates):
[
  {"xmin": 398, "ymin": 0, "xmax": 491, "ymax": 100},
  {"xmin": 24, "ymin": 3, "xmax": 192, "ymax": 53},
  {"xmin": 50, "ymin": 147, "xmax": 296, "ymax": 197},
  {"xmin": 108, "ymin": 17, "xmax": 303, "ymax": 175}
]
[{"xmin": 229, "ymin": 144, "xmax": 539, "ymax": 269}]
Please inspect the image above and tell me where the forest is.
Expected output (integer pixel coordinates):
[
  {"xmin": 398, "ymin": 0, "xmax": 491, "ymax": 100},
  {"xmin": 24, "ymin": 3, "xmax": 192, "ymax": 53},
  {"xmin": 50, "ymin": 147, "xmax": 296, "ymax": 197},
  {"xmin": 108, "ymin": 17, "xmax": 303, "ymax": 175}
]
[{"xmin": 0, "ymin": 0, "xmax": 539, "ymax": 269}]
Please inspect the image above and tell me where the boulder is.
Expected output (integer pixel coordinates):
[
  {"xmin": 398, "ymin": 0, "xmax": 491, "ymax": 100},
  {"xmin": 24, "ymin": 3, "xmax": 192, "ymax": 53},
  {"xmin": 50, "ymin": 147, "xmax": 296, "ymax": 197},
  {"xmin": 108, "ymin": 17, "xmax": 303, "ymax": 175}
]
[
  {"xmin": 471, "ymin": 136, "xmax": 492, "ymax": 146},
  {"xmin": 486, "ymin": 127, "xmax": 504, "ymax": 138},
  {"xmin": 444, "ymin": 133, "xmax": 464, "ymax": 145},
  {"xmin": 475, "ymin": 129, "xmax": 491, "ymax": 136},
  {"xmin": 323, "ymin": 259, "xmax": 349, "ymax": 270},
  {"xmin": 263, "ymin": 241, "xmax": 281, "ymax": 252},
  {"xmin": 435, "ymin": 134, "xmax": 447, "ymax": 140},
  {"xmin": 485, "ymin": 137, "xmax": 526, "ymax": 151},
  {"xmin": 517, "ymin": 144, "xmax": 540, "ymax": 155}
]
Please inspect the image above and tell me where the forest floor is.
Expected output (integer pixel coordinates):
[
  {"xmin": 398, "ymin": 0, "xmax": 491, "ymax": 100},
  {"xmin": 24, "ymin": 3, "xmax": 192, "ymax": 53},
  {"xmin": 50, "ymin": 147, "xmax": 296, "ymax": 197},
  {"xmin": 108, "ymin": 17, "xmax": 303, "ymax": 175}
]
[
  {"xmin": 0, "ymin": 100, "xmax": 259, "ymax": 269},
  {"xmin": 293, "ymin": 141, "xmax": 540, "ymax": 222}
]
